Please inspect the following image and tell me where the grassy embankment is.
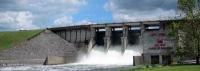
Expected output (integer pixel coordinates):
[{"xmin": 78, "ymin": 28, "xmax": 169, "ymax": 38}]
[
  {"xmin": 127, "ymin": 65, "xmax": 200, "ymax": 71},
  {"xmin": 0, "ymin": 30, "xmax": 43, "ymax": 50}
]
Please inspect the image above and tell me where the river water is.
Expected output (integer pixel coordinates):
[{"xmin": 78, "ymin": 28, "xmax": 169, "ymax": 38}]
[
  {"xmin": 0, "ymin": 46, "xmax": 141, "ymax": 71},
  {"xmin": 0, "ymin": 64, "xmax": 136, "ymax": 71}
]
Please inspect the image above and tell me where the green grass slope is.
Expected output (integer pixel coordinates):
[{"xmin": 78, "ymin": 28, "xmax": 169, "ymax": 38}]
[
  {"xmin": 128, "ymin": 65, "xmax": 200, "ymax": 71},
  {"xmin": 0, "ymin": 30, "xmax": 43, "ymax": 50}
]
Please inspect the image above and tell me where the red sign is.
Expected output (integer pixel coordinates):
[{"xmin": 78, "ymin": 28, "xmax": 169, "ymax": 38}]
[{"xmin": 148, "ymin": 32, "xmax": 168, "ymax": 49}]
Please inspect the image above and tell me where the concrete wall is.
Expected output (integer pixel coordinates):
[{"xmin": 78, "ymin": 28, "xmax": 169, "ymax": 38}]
[
  {"xmin": 44, "ymin": 56, "xmax": 66, "ymax": 65},
  {"xmin": 52, "ymin": 27, "xmax": 91, "ymax": 43},
  {"xmin": 0, "ymin": 30, "xmax": 78, "ymax": 66},
  {"xmin": 142, "ymin": 23, "xmax": 174, "ymax": 64}
]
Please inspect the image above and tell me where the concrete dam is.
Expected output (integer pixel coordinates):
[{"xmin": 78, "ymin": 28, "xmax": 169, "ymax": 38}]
[{"xmin": 49, "ymin": 20, "xmax": 175, "ymax": 65}]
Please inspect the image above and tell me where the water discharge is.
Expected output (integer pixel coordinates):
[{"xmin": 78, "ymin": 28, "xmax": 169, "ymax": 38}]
[{"xmin": 75, "ymin": 46, "xmax": 142, "ymax": 65}]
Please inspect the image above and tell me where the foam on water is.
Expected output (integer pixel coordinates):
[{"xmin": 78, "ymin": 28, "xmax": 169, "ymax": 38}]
[{"xmin": 75, "ymin": 46, "xmax": 142, "ymax": 65}]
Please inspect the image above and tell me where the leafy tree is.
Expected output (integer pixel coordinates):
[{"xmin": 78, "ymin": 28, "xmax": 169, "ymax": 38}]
[{"xmin": 169, "ymin": 0, "xmax": 200, "ymax": 64}]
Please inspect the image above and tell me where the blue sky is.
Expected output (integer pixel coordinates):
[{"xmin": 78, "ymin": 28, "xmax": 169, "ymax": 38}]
[{"xmin": 0, "ymin": 0, "xmax": 179, "ymax": 31}]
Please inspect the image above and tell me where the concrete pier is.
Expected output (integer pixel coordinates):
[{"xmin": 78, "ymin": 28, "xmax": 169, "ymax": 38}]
[
  {"xmin": 88, "ymin": 28, "xmax": 96, "ymax": 53},
  {"xmin": 104, "ymin": 27, "xmax": 112, "ymax": 52},
  {"xmin": 121, "ymin": 26, "xmax": 129, "ymax": 54},
  {"xmin": 159, "ymin": 54, "xmax": 163, "ymax": 64}
]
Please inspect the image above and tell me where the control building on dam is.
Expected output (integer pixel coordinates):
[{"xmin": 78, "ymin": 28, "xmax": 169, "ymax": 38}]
[{"xmin": 49, "ymin": 20, "xmax": 175, "ymax": 65}]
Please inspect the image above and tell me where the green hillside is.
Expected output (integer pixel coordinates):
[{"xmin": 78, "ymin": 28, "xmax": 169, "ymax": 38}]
[{"xmin": 0, "ymin": 30, "xmax": 43, "ymax": 50}]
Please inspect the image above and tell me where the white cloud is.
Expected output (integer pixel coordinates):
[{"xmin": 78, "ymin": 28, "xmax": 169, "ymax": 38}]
[
  {"xmin": 0, "ymin": 0, "xmax": 87, "ymax": 31},
  {"xmin": 105, "ymin": 0, "xmax": 179, "ymax": 22},
  {"xmin": 53, "ymin": 16, "xmax": 96, "ymax": 27},
  {"xmin": 20, "ymin": 0, "xmax": 87, "ymax": 16},
  {"xmin": 0, "ymin": 12, "xmax": 16, "ymax": 22},
  {"xmin": 77, "ymin": 19, "xmax": 96, "ymax": 25},
  {"xmin": 63, "ymin": 0, "xmax": 87, "ymax": 6},
  {"xmin": 0, "ymin": 11, "xmax": 38, "ymax": 30},
  {"xmin": 53, "ymin": 16, "xmax": 73, "ymax": 27},
  {"xmin": 16, "ymin": 11, "xmax": 38, "ymax": 30},
  {"xmin": 113, "ymin": 8, "xmax": 179, "ymax": 22}
]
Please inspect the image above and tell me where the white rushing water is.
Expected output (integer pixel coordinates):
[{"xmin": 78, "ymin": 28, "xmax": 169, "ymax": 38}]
[
  {"xmin": 0, "ymin": 46, "xmax": 142, "ymax": 71},
  {"xmin": 75, "ymin": 46, "xmax": 142, "ymax": 65}
]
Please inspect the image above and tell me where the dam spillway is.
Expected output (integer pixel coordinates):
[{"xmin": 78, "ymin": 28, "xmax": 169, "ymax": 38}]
[
  {"xmin": 49, "ymin": 20, "xmax": 175, "ymax": 65},
  {"xmin": 74, "ymin": 45, "xmax": 142, "ymax": 65}
]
